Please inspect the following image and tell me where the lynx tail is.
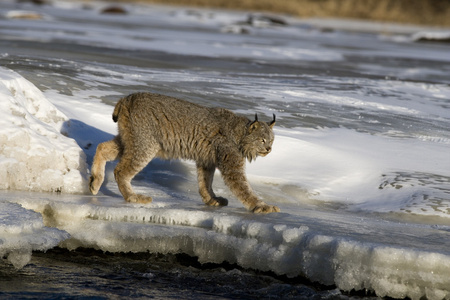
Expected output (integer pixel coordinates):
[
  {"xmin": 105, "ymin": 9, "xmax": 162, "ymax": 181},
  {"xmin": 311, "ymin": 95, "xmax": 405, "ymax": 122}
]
[{"xmin": 112, "ymin": 98, "xmax": 126, "ymax": 123}]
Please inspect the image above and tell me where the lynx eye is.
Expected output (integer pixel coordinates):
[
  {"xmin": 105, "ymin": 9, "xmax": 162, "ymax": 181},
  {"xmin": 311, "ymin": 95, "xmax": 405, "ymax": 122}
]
[{"xmin": 261, "ymin": 138, "xmax": 266, "ymax": 144}]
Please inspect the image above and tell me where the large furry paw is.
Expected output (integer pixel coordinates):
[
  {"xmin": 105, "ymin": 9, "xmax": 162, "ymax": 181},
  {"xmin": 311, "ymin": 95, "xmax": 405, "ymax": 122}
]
[
  {"xmin": 126, "ymin": 194, "xmax": 153, "ymax": 204},
  {"xmin": 89, "ymin": 175, "xmax": 102, "ymax": 195},
  {"xmin": 251, "ymin": 202, "xmax": 280, "ymax": 214},
  {"xmin": 204, "ymin": 196, "xmax": 228, "ymax": 207}
]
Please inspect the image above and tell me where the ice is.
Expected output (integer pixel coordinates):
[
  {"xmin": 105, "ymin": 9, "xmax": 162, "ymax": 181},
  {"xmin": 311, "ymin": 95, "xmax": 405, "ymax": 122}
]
[
  {"xmin": 0, "ymin": 201, "xmax": 69, "ymax": 269},
  {"xmin": 7, "ymin": 194, "xmax": 450, "ymax": 300},
  {"xmin": 0, "ymin": 67, "xmax": 88, "ymax": 193},
  {"xmin": 0, "ymin": 1, "xmax": 341, "ymax": 62}
]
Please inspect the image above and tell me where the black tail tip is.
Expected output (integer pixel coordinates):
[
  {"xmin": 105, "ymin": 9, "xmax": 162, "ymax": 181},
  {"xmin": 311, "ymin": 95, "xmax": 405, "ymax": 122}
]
[{"xmin": 112, "ymin": 115, "xmax": 118, "ymax": 122}]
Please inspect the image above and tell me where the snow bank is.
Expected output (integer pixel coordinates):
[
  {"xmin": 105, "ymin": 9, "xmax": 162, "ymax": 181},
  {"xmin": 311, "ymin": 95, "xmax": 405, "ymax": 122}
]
[
  {"xmin": 0, "ymin": 201, "xmax": 69, "ymax": 269},
  {"xmin": 0, "ymin": 67, "xmax": 88, "ymax": 193},
  {"xmin": 9, "ymin": 195, "xmax": 450, "ymax": 300},
  {"xmin": 0, "ymin": 67, "xmax": 84, "ymax": 266}
]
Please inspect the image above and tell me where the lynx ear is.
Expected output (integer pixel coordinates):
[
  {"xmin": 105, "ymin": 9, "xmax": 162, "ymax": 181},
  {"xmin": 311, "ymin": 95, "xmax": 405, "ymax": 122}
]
[{"xmin": 268, "ymin": 114, "xmax": 276, "ymax": 129}]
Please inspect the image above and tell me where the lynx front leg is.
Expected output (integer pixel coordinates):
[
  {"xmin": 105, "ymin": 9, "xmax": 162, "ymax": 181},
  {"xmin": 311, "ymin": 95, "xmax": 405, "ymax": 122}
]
[
  {"xmin": 89, "ymin": 137, "xmax": 122, "ymax": 195},
  {"xmin": 196, "ymin": 164, "xmax": 228, "ymax": 207},
  {"xmin": 218, "ymin": 152, "xmax": 280, "ymax": 213}
]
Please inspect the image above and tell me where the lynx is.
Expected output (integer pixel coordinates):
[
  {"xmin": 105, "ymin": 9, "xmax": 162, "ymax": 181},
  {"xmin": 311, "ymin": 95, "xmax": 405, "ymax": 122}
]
[{"xmin": 89, "ymin": 92, "xmax": 280, "ymax": 213}]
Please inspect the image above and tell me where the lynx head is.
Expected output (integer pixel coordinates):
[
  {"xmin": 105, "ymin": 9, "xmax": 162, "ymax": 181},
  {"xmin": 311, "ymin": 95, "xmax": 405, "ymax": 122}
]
[{"xmin": 241, "ymin": 114, "xmax": 276, "ymax": 162}]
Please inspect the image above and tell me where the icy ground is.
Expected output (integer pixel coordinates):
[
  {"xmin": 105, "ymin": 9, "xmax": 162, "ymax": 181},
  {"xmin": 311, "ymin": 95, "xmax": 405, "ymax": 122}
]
[{"xmin": 0, "ymin": 1, "xmax": 449, "ymax": 299}]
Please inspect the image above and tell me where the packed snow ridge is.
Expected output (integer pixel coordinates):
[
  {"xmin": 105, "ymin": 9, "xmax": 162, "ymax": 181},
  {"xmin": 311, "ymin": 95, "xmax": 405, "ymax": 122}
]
[{"xmin": 0, "ymin": 67, "xmax": 88, "ymax": 193}]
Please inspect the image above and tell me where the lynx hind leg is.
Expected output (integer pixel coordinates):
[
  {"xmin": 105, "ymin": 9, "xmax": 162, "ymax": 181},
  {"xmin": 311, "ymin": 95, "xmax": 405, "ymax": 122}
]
[
  {"xmin": 196, "ymin": 165, "xmax": 228, "ymax": 207},
  {"xmin": 114, "ymin": 146, "xmax": 157, "ymax": 204},
  {"xmin": 89, "ymin": 137, "xmax": 121, "ymax": 195}
]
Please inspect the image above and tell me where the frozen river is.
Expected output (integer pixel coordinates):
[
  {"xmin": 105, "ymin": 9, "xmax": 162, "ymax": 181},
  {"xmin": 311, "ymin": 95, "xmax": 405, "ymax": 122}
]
[{"xmin": 0, "ymin": 1, "xmax": 449, "ymax": 299}]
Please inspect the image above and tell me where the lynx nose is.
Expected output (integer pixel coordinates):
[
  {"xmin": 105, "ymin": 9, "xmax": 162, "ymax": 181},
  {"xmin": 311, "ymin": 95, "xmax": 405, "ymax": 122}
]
[{"xmin": 266, "ymin": 146, "xmax": 271, "ymax": 153}]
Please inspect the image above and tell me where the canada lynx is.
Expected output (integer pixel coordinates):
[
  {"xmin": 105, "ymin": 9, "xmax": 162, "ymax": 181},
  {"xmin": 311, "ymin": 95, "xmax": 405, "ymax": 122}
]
[{"xmin": 89, "ymin": 92, "xmax": 280, "ymax": 213}]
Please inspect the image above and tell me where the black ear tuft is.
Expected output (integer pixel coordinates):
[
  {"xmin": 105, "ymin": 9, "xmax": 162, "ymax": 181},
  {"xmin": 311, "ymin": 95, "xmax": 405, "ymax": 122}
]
[
  {"xmin": 248, "ymin": 114, "xmax": 260, "ymax": 133},
  {"xmin": 268, "ymin": 114, "xmax": 276, "ymax": 128}
]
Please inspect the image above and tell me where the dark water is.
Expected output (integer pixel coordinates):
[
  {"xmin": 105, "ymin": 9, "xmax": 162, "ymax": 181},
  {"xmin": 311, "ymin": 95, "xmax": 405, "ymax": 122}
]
[{"xmin": 1, "ymin": 248, "xmax": 366, "ymax": 300}]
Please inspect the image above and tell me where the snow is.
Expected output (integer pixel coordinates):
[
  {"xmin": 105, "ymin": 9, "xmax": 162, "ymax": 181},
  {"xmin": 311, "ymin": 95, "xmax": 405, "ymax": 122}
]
[
  {"xmin": 0, "ymin": 1, "xmax": 449, "ymax": 299},
  {"xmin": 249, "ymin": 127, "xmax": 450, "ymax": 211},
  {"xmin": 0, "ymin": 67, "xmax": 88, "ymax": 193},
  {"xmin": 0, "ymin": 67, "xmax": 85, "ymax": 268}
]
